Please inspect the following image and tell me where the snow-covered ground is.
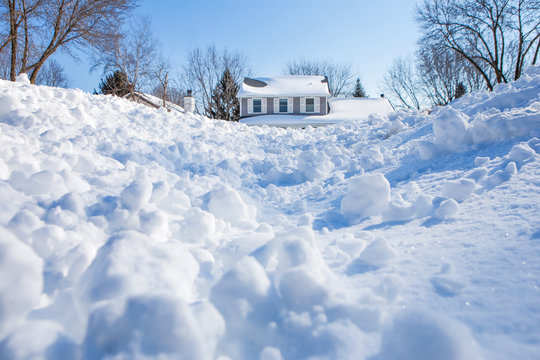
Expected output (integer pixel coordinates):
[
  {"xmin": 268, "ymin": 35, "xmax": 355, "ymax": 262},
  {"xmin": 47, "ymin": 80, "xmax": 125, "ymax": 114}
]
[{"xmin": 0, "ymin": 68, "xmax": 539, "ymax": 359}]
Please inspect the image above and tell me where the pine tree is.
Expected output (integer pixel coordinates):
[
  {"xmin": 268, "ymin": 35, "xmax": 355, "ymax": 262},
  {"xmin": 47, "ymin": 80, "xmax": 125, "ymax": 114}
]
[
  {"xmin": 208, "ymin": 68, "xmax": 240, "ymax": 121},
  {"xmin": 98, "ymin": 70, "xmax": 134, "ymax": 97},
  {"xmin": 352, "ymin": 78, "xmax": 367, "ymax": 97},
  {"xmin": 455, "ymin": 82, "xmax": 467, "ymax": 100}
]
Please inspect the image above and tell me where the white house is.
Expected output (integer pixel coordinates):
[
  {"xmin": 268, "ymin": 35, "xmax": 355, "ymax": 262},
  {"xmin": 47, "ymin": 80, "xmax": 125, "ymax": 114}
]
[{"xmin": 237, "ymin": 75, "xmax": 332, "ymax": 118}]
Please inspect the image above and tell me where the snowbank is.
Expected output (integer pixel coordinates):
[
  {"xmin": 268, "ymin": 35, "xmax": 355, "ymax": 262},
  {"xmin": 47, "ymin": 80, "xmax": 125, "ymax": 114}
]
[{"xmin": 0, "ymin": 67, "xmax": 539, "ymax": 359}]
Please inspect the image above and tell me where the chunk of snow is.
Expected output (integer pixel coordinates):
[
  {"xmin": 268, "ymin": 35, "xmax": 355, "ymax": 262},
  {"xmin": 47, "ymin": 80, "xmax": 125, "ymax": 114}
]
[
  {"xmin": 347, "ymin": 238, "xmax": 398, "ymax": 274},
  {"xmin": 372, "ymin": 310, "xmax": 483, "ymax": 360},
  {"xmin": 340, "ymin": 173, "xmax": 391, "ymax": 219},
  {"xmin": 433, "ymin": 199, "xmax": 459, "ymax": 220},
  {"xmin": 0, "ymin": 228, "xmax": 43, "ymax": 339},
  {"xmin": 16, "ymin": 73, "xmax": 30, "ymax": 84},
  {"xmin": 442, "ymin": 179, "xmax": 476, "ymax": 202}
]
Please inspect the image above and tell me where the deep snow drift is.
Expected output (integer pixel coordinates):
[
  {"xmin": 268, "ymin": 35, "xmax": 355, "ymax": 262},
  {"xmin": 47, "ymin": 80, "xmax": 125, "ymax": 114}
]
[{"xmin": 0, "ymin": 68, "xmax": 539, "ymax": 360}]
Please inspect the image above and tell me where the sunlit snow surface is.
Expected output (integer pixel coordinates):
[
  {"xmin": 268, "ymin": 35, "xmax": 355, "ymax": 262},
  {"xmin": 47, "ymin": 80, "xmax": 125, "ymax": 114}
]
[{"xmin": 0, "ymin": 67, "xmax": 539, "ymax": 359}]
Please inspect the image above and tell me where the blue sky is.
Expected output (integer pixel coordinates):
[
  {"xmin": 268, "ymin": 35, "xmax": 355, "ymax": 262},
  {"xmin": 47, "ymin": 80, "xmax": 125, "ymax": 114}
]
[{"xmin": 60, "ymin": 0, "xmax": 421, "ymax": 96}]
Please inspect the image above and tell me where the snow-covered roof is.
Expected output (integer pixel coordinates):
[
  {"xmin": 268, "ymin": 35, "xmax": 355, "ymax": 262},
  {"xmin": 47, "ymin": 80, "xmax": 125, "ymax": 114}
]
[
  {"xmin": 237, "ymin": 75, "xmax": 331, "ymax": 98},
  {"xmin": 123, "ymin": 91, "xmax": 184, "ymax": 114}
]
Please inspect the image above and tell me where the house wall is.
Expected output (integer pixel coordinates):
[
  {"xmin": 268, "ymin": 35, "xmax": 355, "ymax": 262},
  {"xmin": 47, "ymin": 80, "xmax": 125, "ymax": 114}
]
[
  {"xmin": 241, "ymin": 98, "xmax": 248, "ymax": 117},
  {"xmin": 320, "ymin": 97, "xmax": 327, "ymax": 115},
  {"xmin": 293, "ymin": 98, "xmax": 300, "ymax": 114},
  {"xmin": 267, "ymin": 97, "xmax": 275, "ymax": 114},
  {"xmin": 239, "ymin": 96, "xmax": 329, "ymax": 117}
]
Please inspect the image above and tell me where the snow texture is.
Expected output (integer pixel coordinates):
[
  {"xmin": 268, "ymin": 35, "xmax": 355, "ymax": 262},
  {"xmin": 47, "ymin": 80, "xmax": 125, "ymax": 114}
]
[{"xmin": 0, "ymin": 66, "xmax": 539, "ymax": 359}]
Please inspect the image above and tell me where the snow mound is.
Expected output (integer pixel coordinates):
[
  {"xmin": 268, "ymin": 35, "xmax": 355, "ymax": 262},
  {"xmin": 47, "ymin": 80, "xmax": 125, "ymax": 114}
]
[{"xmin": 0, "ymin": 67, "xmax": 540, "ymax": 359}]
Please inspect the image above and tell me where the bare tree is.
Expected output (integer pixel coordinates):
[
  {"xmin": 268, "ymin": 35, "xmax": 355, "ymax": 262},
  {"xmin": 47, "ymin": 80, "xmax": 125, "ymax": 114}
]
[
  {"xmin": 153, "ymin": 57, "xmax": 170, "ymax": 108},
  {"xmin": 183, "ymin": 45, "xmax": 251, "ymax": 116},
  {"xmin": 0, "ymin": 0, "xmax": 42, "ymax": 81},
  {"xmin": 152, "ymin": 85, "xmax": 184, "ymax": 107},
  {"xmin": 383, "ymin": 56, "xmax": 423, "ymax": 110},
  {"xmin": 416, "ymin": 0, "xmax": 540, "ymax": 90},
  {"xmin": 92, "ymin": 15, "xmax": 157, "ymax": 93},
  {"xmin": 0, "ymin": 0, "xmax": 137, "ymax": 83},
  {"xmin": 285, "ymin": 59, "xmax": 353, "ymax": 96},
  {"xmin": 36, "ymin": 58, "xmax": 68, "ymax": 87},
  {"xmin": 417, "ymin": 42, "xmax": 484, "ymax": 106}
]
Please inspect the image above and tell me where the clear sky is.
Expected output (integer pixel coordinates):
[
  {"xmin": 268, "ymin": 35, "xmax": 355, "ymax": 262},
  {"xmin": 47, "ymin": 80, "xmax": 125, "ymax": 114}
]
[{"xmin": 59, "ymin": 0, "xmax": 421, "ymax": 96}]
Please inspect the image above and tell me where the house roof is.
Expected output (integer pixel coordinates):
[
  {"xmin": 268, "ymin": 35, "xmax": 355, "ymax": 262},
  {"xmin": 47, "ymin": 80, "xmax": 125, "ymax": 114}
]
[
  {"xmin": 237, "ymin": 75, "xmax": 331, "ymax": 98},
  {"xmin": 122, "ymin": 91, "xmax": 185, "ymax": 113}
]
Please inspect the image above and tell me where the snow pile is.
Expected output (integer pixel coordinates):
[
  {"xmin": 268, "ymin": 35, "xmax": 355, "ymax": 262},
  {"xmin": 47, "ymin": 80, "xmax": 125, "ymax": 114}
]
[
  {"xmin": 326, "ymin": 97, "xmax": 394, "ymax": 121},
  {"xmin": 432, "ymin": 66, "xmax": 540, "ymax": 152},
  {"xmin": 0, "ymin": 67, "xmax": 539, "ymax": 359}
]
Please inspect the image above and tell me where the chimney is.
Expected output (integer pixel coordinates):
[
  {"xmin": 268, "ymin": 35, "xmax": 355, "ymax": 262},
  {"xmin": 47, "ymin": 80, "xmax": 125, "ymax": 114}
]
[{"xmin": 183, "ymin": 89, "xmax": 195, "ymax": 113}]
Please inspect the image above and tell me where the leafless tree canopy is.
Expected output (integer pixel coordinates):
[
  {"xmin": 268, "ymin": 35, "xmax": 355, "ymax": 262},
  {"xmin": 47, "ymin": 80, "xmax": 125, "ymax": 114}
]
[
  {"xmin": 285, "ymin": 59, "xmax": 353, "ymax": 96},
  {"xmin": 93, "ymin": 15, "xmax": 158, "ymax": 93},
  {"xmin": 417, "ymin": 42, "xmax": 484, "ymax": 106},
  {"xmin": 0, "ymin": 0, "xmax": 137, "ymax": 83},
  {"xmin": 416, "ymin": 0, "xmax": 540, "ymax": 90},
  {"xmin": 383, "ymin": 56, "xmax": 422, "ymax": 110},
  {"xmin": 36, "ymin": 58, "xmax": 68, "ymax": 87},
  {"xmin": 183, "ymin": 45, "xmax": 251, "ymax": 116}
]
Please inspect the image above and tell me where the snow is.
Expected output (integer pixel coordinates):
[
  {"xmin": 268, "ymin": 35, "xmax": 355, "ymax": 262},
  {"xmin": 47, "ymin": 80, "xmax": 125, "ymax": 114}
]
[
  {"xmin": 0, "ymin": 66, "xmax": 540, "ymax": 359},
  {"xmin": 237, "ymin": 75, "xmax": 331, "ymax": 98}
]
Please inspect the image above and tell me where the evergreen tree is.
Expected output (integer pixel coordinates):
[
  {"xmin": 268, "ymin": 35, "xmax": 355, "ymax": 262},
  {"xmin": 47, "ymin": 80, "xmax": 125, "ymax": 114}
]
[
  {"xmin": 455, "ymin": 82, "xmax": 467, "ymax": 100},
  {"xmin": 208, "ymin": 68, "xmax": 240, "ymax": 121},
  {"xmin": 352, "ymin": 78, "xmax": 367, "ymax": 97},
  {"xmin": 98, "ymin": 70, "xmax": 134, "ymax": 97}
]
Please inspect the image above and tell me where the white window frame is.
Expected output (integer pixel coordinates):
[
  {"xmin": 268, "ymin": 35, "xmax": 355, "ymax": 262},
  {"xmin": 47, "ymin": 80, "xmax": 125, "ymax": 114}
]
[
  {"xmin": 301, "ymin": 97, "xmax": 320, "ymax": 114},
  {"xmin": 248, "ymin": 98, "xmax": 266, "ymax": 115},
  {"xmin": 273, "ymin": 97, "xmax": 292, "ymax": 113}
]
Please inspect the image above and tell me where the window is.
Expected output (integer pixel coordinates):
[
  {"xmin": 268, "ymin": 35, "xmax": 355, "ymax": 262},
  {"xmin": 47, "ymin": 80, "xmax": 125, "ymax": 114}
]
[
  {"xmin": 253, "ymin": 99, "xmax": 262, "ymax": 113},
  {"xmin": 306, "ymin": 98, "xmax": 315, "ymax": 112},
  {"xmin": 279, "ymin": 98, "xmax": 288, "ymax": 113}
]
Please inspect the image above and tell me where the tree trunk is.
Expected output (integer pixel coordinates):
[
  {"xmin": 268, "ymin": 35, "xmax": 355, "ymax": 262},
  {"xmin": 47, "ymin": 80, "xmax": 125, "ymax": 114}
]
[{"xmin": 9, "ymin": 0, "xmax": 19, "ymax": 81}]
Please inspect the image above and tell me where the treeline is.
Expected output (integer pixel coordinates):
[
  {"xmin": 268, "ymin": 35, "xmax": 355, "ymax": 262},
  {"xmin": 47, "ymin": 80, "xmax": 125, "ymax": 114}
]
[
  {"xmin": 0, "ymin": 1, "xmax": 371, "ymax": 121},
  {"xmin": 384, "ymin": 0, "xmax": 539, "ymax": 110}
]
